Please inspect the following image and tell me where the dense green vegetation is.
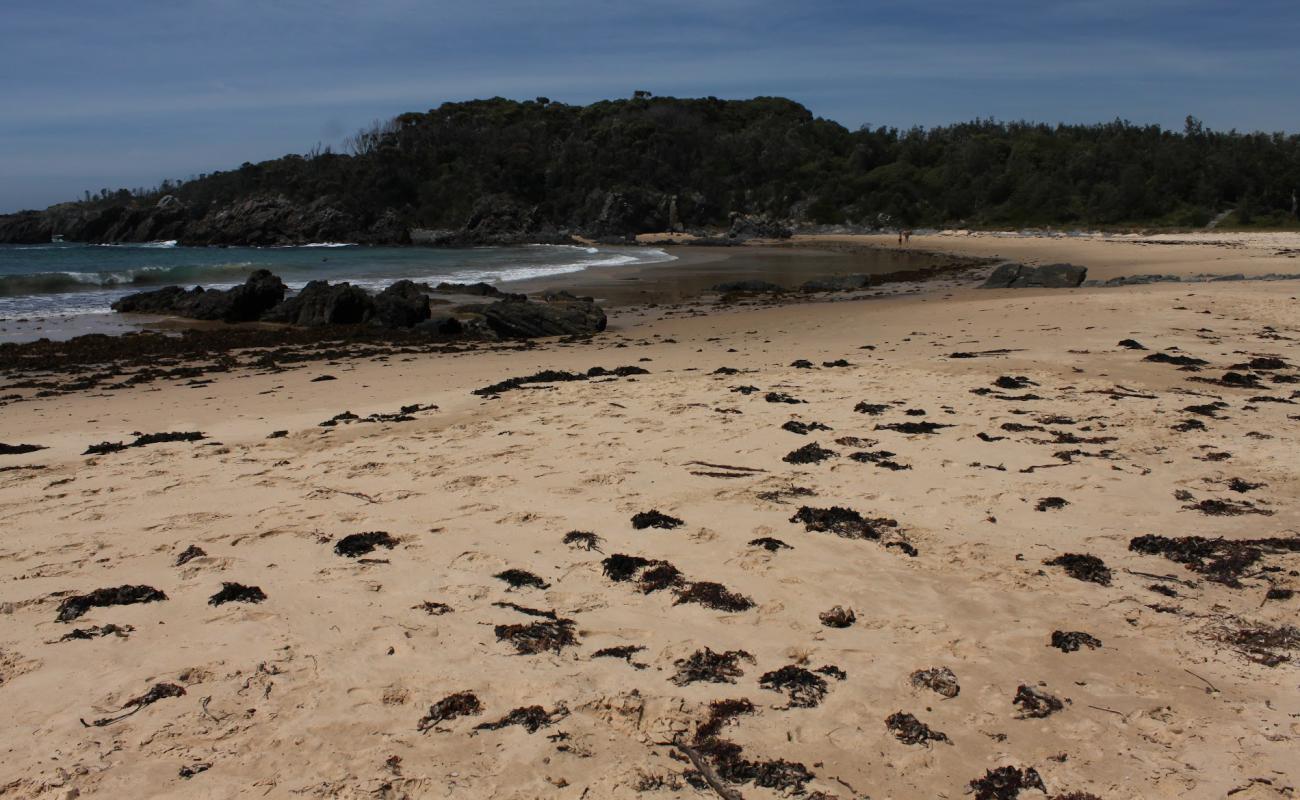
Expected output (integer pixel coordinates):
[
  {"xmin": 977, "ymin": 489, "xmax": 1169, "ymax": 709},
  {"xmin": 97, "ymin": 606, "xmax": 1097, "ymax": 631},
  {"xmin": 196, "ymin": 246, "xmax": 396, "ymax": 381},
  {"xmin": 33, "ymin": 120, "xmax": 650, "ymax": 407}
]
[{"xmin": 41, "ymin": 95, "xmax": 1300, "ymax": 232}]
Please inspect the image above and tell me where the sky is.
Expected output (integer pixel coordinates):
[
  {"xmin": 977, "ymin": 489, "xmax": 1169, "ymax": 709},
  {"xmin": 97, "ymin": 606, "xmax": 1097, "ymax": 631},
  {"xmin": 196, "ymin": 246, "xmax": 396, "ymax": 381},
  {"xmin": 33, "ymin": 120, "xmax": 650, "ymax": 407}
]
[{"xmin": 2, "ymin": 0, "xmax": 1298, "ymax": 213}]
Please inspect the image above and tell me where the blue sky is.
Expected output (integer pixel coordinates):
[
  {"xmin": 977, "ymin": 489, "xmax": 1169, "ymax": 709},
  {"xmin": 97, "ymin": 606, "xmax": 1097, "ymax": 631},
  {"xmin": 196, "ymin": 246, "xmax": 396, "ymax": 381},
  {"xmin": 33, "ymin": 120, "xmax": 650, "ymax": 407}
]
[{"xmin": 3, "ymin": 0, "xmax": 1297, "ymax": 213}]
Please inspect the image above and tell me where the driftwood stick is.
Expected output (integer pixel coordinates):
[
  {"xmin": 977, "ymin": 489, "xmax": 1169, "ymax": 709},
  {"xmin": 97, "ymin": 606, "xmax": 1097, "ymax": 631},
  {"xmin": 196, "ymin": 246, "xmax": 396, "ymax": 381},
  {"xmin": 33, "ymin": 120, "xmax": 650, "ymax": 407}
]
[{"xmin": 668, "ymin": 742, "xmax": 744, "ymax": 800}]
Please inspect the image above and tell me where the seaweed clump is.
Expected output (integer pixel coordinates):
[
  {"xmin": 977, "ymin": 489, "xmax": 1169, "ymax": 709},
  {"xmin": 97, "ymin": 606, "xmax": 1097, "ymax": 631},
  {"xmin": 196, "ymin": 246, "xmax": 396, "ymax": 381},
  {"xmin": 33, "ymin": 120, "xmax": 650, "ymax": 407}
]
[
  {"xmin": 748, "ymin": 536, "xmax": 792, "ymax": 552},
  {"xmin": 968, "ymin": 766, "xmax": 1046, "ymax": 800},
  {"xmin": 175, "ymin": 545, "xmax": 206, "ymax": 565},
  {"xmin": 783, "ymin": 442, "xmax": 838, "ymax": 464},
  {"xmin": 208, "ymin": 582, "xmax": 267, "ymax": 606},
  {"xmin": 759, "ymin": 665, "xmax": 835, "ymax": 708},
  {"xmin": 790, "ymin": 505, "xmax": 897, "ymax": 540},
  {"xmin": 494, "ymin": 569, "xmax": 551, "ymax": 590},
  {"xmin": 417, "ymin": 691, "xmax": 483, "ymax": 732},
  {"xmin": 80, "ymin": 682, "xmax": 186, "ymax": 728},
  {"xmin": 563, "ymin": 530, "xmax": 602, "ymax": 551},
  {"xmin": 83, "ymin": 431, "xmax": 206, "ymax": 456},
  {"xmin": 885, "ymin": 711, "xmax": 950, "ymax": 745},
  {"xmin": 474, "ymin": 704, "xmax": 569, "ymax": 733},
  {"xmin": 1043, "ymin": 553, "xmax": 1112, "ymax": 586},
  {"xmin": 56, "ymin": 585, "xmax": 167, "ymax": 623},
  {"xmin": 674, "ymin": 581, "xmax": 754, "ymax": 612},
  {"xmin": 875, "ymin": 421, "xmax": 952, "ymax": 434},
  {"xmin": 671, "ymin": 648, "xmax": 755, "ymax": 685},
  {"xmin": 334, "ymin": 531, "xmax": 398, "ymax": 557},
  {"xmin": 1128, "ymin": 534, "xmax": 1300, "ymax": 587},
  {"xmin": 1013, "ymin": 684, "xmax": 1065, "ymax": 718},
  {"xmin": 495, "ymin": 618, "xmax": 578, "ymax": 655},
  {"xmin": 818, "ymin": 606, "xmax": 856, "ymax": 628},
  {"xmin": 1050, "ymin": 631, "xmax": 1102, "ymax": 652},
  {"xmin": 632, "ymin": 510, "xmax": 684, "ymax": 530},
  {"xmin": 910, "ymin": 666, "xmax": 960, "ymax": 698}
]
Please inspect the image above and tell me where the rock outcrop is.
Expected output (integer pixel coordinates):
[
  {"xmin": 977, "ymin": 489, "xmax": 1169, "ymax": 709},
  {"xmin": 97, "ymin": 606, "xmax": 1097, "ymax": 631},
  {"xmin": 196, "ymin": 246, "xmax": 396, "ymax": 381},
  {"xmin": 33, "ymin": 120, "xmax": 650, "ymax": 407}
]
[
  {"xmin": 111, "ymin": 270, "xmax": 286, "ymax": 322},
  {"xmin": 980, "ymin": 262, "xmax": 1087, "ymax": 289},
  {"xmin": 111, "ymin": 271, "xmax": 606, "ymax": 338}
]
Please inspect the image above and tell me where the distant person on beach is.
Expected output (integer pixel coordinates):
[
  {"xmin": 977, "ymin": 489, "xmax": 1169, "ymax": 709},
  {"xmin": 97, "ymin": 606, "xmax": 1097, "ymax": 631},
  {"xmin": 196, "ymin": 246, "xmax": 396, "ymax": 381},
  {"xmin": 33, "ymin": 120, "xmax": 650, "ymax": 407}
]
[{"xmin": 904, "ymin": 229, "xmax": 913, "ymax": 244}]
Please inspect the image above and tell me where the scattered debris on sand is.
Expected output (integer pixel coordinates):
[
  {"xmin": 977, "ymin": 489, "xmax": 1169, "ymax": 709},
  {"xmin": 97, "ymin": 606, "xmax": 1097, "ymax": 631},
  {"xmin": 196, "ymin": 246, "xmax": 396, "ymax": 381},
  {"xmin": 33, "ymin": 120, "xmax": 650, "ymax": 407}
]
[
  {"xmin": 80, "ymin": 682, "xmax": 185, "ymax": 728},
  {"xmin": 56, "ymin": 624, "xmax": 134, "ymax": 643},
  {"xmin": 472, "ymin": 366, "xmax": 648, "ymax": 396},
  {"xmin": 57, "ymin": 585, "xmax": 167, "ymax": 623},
  {"xmin": 83, "ymin": 431, "xmax": 206, "ymax": 455},
  {"xmin": 417, "ymin": 691, "xmax": 483, "ymax": 732}
]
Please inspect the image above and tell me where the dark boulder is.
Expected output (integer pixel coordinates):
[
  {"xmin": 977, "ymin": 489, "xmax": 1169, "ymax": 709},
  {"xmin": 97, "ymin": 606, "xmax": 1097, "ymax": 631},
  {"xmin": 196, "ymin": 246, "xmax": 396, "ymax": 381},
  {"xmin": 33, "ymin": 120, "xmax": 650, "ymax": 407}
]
[
  {"xmin": 371, "ymin": 280, "xmax": 431, "ymax": 328},
  {"xmin": 262, "ymin": 280, "xmax": 374, "ymax": 326},
  {"xmin": 981, "ymin": 262, "xmax": 1087, "ymax": 289},
  {"xmin": 413, "ymin": 314, "xmax": 465, "ymax": 336},
  {"xmin": 482, "ymin": 297, "xmax": 607, "ymax": 338},
  {"xmin": 434, "ymin": 281, "xmax": 503, "ymax": 297},
  {"xmin": 111, "ymin": 270, "xmax": 285, "ymax": 322}
]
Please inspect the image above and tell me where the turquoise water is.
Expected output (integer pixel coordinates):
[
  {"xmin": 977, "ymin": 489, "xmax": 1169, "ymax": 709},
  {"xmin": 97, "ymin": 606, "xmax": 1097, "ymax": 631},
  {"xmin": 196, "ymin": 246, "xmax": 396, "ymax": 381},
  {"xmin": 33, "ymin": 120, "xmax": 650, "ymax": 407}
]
[{"xmin": 0, "ymin": 241, "xmax": 674, "ymax": 320}]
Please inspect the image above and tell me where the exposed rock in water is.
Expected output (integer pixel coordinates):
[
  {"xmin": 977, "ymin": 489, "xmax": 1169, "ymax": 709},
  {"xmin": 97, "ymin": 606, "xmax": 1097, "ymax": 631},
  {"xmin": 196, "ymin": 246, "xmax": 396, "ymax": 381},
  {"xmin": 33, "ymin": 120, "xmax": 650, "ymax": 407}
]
[
  {"xmin": 372, "ymin": 280, "xmax": 433, "ymax": 328},
  {"xmin": 113, "ymin": 269, "xmax": 286, "ymax": 322}
]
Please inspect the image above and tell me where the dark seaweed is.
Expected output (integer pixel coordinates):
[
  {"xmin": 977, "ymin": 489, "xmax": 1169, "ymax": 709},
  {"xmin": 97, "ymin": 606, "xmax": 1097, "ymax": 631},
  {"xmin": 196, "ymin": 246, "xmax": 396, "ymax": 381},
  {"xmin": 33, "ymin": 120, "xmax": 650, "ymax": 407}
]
[
  {"xmin": 83, "ymin": 431, "xmax": 206, "ymax": 455},
  {"xmin": 818, "ymin": 605, "xmax": 856, "ymax": 628},
  {"xmin": 674, "ymin": 582, "xmax": 755, "ymax": 612},
  {"xmin": 56, "ymin": 585, "xmax": 167, "ymax": 623},
  {"xmin": 0, "ymin": 443, "xmax": 46, "ymax": 455},
  {"xmin": 783, "ymin": 442, "xmax": 838, "ymax": 464},
  {"xmin": 1129, "ymin": 534, "xmax": 1300, "ymax": 587},
  {"xmin": 174, "ymin": 544, "xmax": 206, "ymax": 566},
  {"xmin": 781, "ymin": 420, "xmax": 832, "ymax": 435},
  {"xmin": 875, "ymin": 421, "xmax": 952, "ymax": 434},
  {"xmin": 1050, "ymin": 631, "xmax": 1102, "ymax": 652},
  {"xmin": 748, "ymin": 536, "xmax": 792, "ymax": 552},
  {"xmin": 57, "ymin": 624, "xmax": 134, "ymax": 642},
  {"xmin": 910, "ymin": 666, "xmax": 960, "ymax": 698},
  {"xmin": 765, "ymin": 392, "xmax": 805, "ymax": 404},
  {"xmin": 474, "ymin": 704, "xmax": 568, "ymax": 733},
  {"xmin": 671, "ymin": 648, "xmax": 755, "ymax": 685},
  {"xmin": 601, "ymin": 553, "xmax": 655, "ymax": 582},
  {"xmin": 1013, "ymin": 684, "xmax": 1065, "ymax": 718},
  {"xmin": 759, "ymin": 665, "xmax": 830, "ymax": 708},
  {"xmin": 968, "ymin": 766, "xmax": 1047, "ymax": 800},
  {"xmin": 495, "ymin": 618, "xmax": 578, "ymax": 654},
  {"xmin": 790, "ymin": 505, "xmax": 897, "ymax": 540},
  {"xmin": 417, "ymin": 691, "xmax": 482, "ymax": 732},
  {"xmin": 853, "ymin": 402, "xmax": 890, "ymax": 415},
  {"xmin": 333, "ymin": 531, "xmax": 398, "ymax": 557},
  {"xmin": 494, "ymin": 569, "xmax": 551, "ymax": 590},
  {"xmin": 563, "ymin": 530, "xmax": 603, "ymax": 551},
  {"xmin": 208, "ymin": 582, "xmax": 266, "ymax": 606},
  {"xmin": 1144, "ymin": 352, "xmax": 1208, "ymax": 366},
  {"xmin": 632, "ymin": 510, "xmax": 684, "ymax": 530},
  {"xmin": 1043, "ymin": 553, "xmax": 1112, "ymax": 586},
  {"xmin": 1035, "ymin": 497, "xmax": 1069, "ymax": 512},
  {"xmin": 81, "ymin": 682, "xmax": 186, "ymax": 728},
  {"xmin": 885, "ymin": 711, "xmax": 950, "ymax": 745}
]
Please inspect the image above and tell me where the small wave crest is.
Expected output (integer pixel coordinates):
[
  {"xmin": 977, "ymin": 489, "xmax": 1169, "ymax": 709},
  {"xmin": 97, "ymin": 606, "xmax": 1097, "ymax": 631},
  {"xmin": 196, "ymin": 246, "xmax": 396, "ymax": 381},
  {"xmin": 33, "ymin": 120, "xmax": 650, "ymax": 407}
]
[{"xmin": 0, "ymin": 262, "xmax": 257, "ymax": 297}]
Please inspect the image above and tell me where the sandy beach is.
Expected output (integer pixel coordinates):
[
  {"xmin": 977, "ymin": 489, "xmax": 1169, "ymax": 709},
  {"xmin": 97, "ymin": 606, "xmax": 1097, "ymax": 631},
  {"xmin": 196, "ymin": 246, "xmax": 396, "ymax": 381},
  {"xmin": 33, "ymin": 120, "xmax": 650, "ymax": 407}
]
[{"xmin": 2, "ymin": 232, "xmax": 1299, "ymax": 799}]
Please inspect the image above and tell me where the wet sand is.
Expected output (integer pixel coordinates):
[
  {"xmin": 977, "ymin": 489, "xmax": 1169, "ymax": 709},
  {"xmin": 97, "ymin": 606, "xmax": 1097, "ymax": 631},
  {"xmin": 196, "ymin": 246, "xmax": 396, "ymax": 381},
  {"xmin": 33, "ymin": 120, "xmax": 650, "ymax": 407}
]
[{"xmin": 1, "ymin": 234, "xmax": 1299, "ymax": 799}]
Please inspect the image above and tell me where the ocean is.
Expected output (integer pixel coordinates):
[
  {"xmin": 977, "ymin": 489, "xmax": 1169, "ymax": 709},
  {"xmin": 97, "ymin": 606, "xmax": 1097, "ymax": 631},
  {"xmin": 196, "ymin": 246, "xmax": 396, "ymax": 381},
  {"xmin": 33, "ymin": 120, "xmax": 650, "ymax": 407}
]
[{"xmin": 0, "ymin": 241, "xmax": 675, "ymax": 322}]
